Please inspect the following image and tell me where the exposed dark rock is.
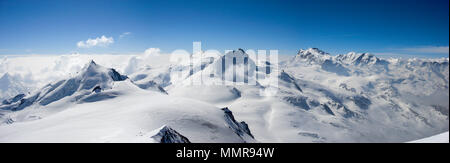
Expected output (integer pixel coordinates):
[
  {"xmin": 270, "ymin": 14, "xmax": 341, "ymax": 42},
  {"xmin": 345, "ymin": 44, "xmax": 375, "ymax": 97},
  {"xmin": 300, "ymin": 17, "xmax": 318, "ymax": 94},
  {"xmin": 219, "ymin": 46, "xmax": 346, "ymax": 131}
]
[
  {"xmin": 351, "ymin": 95, "xmax": 371, "ymax": 110},
  {"xmin": 221, "ymin": 107, "xmax": 254, "ymax": 139},
  {"xmin": 230, "ymin": 87, "xmax": 241, "ymax": 98},
  {"xmin": 2, "ymin": 93, "xmax": 25, "ymax": 105},
  {"xmin": 284, "ymin": 96, "xmax": 310, "ymax": 110},
  {"xmin": 151, "ymin": 125, "xmax": 191, "ymax": 143},
  {"xmin": 92, "ymin": 86, "xmax": 101, "ymax": 93},
  {"xmin": 109, "ymin": 68, "xmax": 128, "ymax": 81},
  {"xmin": 279, "ymin": 71, "xmax": 303, "ymax": 92},
  {"xmin": 321, "ymin": 104, "xmax": 335, "ymax": 115}
]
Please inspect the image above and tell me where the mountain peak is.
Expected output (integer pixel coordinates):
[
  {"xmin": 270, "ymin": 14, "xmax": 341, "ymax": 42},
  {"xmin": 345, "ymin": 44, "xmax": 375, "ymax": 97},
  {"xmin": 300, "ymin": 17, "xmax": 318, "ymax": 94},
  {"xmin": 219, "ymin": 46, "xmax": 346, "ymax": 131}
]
[
  {"xmin": 298, "ymin": 48, "xmax": 329, "ymax": 56},
  {"xmin": 79, "ymin": 60, "xmax": 126, "ymax": 81},
  {"xmin": 79, "ymin": 60, "xmax": 106, "ymax": 78},
  {"xmin": 294, "ymin": 48, "xmax": 332, "ymax": 64},
  {"xmin": 85, "ymin": 60, "xmax": 99, "ymax": 69},
  {"xmin": 78, "ymin": 60, "xmax": 99, "ymax": 74},
  {"xmin": 150, "ymin": 125, "xmax": 191, "ymax": 143},
  {"xmin": 336, "ymin": 52, "xmax": 386, "ymax": 66},
  {"xmin": 89, "ymin": 60, "xmax": 97, "ymax": 65},
  {"xmin": 222, "ymin": 107, "xmax": 255, "ymax": 139},
  {"xmin": 0, "ymin": 61, "xmax": 129, "ymax": 110}
]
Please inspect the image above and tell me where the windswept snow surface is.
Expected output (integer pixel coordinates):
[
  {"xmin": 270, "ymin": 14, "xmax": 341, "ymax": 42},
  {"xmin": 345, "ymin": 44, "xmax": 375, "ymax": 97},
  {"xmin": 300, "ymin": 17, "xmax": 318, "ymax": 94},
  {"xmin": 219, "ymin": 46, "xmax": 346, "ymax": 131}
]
[
  {"xmin": 0, "ymin": 48, "xmax": 448, "ymax": 143},
  {"xmin": 409, "ymin": 132, "xmax": 449, "ymax": 143}
]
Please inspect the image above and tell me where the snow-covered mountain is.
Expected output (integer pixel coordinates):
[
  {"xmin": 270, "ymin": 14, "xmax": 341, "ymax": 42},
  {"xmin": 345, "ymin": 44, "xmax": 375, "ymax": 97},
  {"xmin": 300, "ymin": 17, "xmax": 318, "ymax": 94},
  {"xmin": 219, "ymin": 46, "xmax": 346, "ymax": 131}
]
[
  {"xmin": 0, "ymin": 60, "xmax": 255, "ymax": 143},
  {"xmin": 165, "ymin": 48, "xmax": 449, "ymax": 142},
  {"xmin": 335, "ymin": 52, "xmax": 389, "ymax": 66},
  {"xmin": 291, "ymin": 48, "xmax": 351, "ymax": 76},
  {"xmin": 278, "ymin": 48, "xmax": 448, "ymax": 142},
  {"xmin": 0, "ymin": 60, "xmax": 128, "ymax": 111},
  {"xmin": 293, "ymin": 48, "xmax": 332, "ymax": 64},
  {"xmin": 0, "ymin": 48, "xmax": 448, "ymax": 143}
]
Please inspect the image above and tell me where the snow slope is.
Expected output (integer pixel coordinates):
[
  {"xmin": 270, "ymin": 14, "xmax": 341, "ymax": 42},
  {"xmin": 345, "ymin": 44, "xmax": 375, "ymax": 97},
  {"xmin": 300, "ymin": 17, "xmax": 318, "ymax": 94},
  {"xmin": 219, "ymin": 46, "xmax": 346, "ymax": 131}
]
[
  {"xmin": 409, "ymin": 132, "xmax": 449, "ymax": 143},
  {"xmin": 162, "ymin": 48, "xmax": 448, "ymax": 142},
  {"xmin": 0, "ymin": 61, "xmax": 254, "ymax": 143},
  {"xmin": 0, "ymin": 48, "xmax": 448, "ymax": 143}
]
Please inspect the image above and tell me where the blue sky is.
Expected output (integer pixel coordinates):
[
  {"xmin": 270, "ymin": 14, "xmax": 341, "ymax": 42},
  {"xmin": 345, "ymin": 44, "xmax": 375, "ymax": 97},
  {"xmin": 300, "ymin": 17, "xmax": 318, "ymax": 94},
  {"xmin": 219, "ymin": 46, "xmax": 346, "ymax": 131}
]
[{"xmin": 0, "ymin": 0, "xmax": 448, "ymax": 57}]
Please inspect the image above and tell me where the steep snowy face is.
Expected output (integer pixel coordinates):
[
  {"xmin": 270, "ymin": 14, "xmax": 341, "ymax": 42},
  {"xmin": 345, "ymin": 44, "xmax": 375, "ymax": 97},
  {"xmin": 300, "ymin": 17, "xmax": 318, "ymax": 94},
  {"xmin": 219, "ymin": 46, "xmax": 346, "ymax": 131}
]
[
  {"xmin": 0, "ymin": 60, "xmax": 129, "ymax": 111},
  {"xmin": 290, "ymin": 48, "xmax": 350, "ymax": 76},
  {"xmin": 221, "ymin": 107, "xmax": 255, "ymax": 142},
  {"xmin": 75, "ymin": 60, "xmax": 127, "ymax": 91},
  {"xmin": 336, "ymin": 52, "xmax": 388, "ymax": 66},
  {"xmin": 294, "ymin": 48, "xmax": 332, "ymax": 64}
]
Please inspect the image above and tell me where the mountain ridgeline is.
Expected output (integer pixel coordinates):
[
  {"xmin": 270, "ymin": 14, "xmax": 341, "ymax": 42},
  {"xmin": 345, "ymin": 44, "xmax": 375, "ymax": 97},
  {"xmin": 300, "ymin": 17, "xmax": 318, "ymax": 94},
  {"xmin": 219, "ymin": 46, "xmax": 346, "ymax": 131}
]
[{"xmin": 0, "ymin": 48, "xmax": 448, "ymax": 143}]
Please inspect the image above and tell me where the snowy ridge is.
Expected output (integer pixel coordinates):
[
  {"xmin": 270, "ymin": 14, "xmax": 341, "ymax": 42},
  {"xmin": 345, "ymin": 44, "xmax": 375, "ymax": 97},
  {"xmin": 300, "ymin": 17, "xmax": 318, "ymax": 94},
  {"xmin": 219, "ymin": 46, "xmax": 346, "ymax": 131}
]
[
  {"xmin": 222, "ymin": 107, "xmax": 255, "ymax": 142},
  {"xmin": 167, "ymin": 48, "xmax": 447, "ymax": 142},
  {"xmin": 0, "ymin": 60, "xmax": 130, "ymax": 112},
  {"xmin": 0, "ymin": 61, "xmax": 257, "ymax": 142},
  {"xmin": 291, "ymin": 48, "xmax": 350, "ymax": 76},
  {"xmin": 0, "ymin": 48, "xmax": 448, "ymax": 143},
  {"xmin": 336, "ymin": 52, "xmax": 389, "ymax": 67},
  {"xmin": 294, "ymin": 48, "xmax": 332, "ymax": 64}
]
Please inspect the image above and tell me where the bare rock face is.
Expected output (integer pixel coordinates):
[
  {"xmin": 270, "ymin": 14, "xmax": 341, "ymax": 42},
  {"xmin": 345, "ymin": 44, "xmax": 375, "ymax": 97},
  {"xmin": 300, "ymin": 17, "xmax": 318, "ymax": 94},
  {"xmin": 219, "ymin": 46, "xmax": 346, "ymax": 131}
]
[
  {"xmin": 150, "ymin": 125, "xmax": 191, "ymax": 143},
  {"xmin": 221, "ymin": 107, "xmax": 254, "ymax": 141}
]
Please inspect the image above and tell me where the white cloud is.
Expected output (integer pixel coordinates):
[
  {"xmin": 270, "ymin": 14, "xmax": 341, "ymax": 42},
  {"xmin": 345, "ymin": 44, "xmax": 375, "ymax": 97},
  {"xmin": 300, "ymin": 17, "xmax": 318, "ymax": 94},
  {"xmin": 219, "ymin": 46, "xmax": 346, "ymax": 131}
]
[
  {"xmin": 144, "ymin": 48, "xmax": 161, "ymax": 56},
  {"xmin": 401, "ymin": 46, "xmax": 449, "ymax": 54},
  {"xmin": 77, "ymin": 35, "xmax": 114, "ymax": 48},
  {"xmin": 123, "ymin": 48, "xmax": 163, "ymax": 74},
  {"xmin": 0, "ymin": 54, "xmax": 138, "ymax": 89},
  {"xmin": 119, "ymin": 32, "xmax": 131, "ymax": 38}
]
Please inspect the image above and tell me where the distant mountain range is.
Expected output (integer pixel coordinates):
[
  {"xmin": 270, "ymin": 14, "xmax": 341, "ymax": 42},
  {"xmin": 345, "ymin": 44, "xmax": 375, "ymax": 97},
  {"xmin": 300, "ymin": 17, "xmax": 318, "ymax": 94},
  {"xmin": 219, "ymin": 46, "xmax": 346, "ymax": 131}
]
[{"xmin": 0, "ymin": 48, "xmax": 448, "ymax": 142}]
